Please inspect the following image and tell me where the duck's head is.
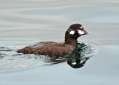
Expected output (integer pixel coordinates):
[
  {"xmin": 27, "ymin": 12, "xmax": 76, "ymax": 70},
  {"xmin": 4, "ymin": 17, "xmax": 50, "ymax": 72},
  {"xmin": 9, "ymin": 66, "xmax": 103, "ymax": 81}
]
[{"xmin": 65, "ymin": 24, "xmax": 87, "ymax": 44}]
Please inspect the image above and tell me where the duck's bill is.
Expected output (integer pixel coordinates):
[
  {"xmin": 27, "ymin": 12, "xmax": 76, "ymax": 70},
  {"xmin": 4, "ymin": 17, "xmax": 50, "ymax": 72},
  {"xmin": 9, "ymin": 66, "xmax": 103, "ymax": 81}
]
[{"xmin": 78, "ymin": 30, "xmax": 88, "ymax": 35}]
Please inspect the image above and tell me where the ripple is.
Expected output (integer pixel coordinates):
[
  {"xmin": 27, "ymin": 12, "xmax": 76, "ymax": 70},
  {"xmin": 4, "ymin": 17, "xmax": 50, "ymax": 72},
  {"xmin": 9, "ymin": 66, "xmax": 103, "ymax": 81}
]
[
  {"xmin": 0, "ymin": 42, "xmax": 97, "ymax": 73},
  {"xmin": 0, "ymin": 47, "xmax": 47, "ymax": 73}
]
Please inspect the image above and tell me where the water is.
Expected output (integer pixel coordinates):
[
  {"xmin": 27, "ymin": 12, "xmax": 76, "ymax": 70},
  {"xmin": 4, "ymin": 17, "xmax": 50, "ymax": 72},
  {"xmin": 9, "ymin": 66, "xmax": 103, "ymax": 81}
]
[{"xmin": 0, "ymin": 0, "xmax": 119, "ymax": 85}]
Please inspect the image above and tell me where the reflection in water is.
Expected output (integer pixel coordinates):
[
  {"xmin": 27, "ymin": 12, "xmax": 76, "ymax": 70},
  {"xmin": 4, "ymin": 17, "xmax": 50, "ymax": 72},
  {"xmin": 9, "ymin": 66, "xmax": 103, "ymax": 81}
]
[{"xmin": 0, "ymin": 43, "xmax": 96, "ymax": 73}]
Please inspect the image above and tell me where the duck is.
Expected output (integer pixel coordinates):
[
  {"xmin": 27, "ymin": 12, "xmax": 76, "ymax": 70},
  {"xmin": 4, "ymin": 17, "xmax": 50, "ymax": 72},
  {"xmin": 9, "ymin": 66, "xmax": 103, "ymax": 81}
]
[{"xmin": 17, "ymin": 24, "xmax": 88, "ymax": 67}]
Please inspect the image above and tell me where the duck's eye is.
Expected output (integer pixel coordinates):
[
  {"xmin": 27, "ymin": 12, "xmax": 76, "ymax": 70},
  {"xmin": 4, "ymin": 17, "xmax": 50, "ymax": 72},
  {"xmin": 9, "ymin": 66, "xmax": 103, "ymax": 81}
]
[
  {"xmin": 69, "ymin": 30, "xmax": 75, "ymax": 35},
  {"xmin": 78, "ymin": 30, "xmax": 85, "ymax": 35}
]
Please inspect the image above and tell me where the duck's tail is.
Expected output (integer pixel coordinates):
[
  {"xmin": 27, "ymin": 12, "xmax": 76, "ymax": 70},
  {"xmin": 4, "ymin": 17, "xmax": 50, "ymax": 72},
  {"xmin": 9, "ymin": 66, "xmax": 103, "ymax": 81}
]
[{"xmin": 17, "ymin": 47, "xmax": 34, "ymax": 54}]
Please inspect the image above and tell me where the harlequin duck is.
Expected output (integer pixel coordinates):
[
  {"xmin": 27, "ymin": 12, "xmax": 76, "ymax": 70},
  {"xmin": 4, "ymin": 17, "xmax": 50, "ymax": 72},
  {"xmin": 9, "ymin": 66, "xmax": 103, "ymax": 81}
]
[{"xmin": 17, "ymin": 24, "xmax": 88, "ymax": 66}]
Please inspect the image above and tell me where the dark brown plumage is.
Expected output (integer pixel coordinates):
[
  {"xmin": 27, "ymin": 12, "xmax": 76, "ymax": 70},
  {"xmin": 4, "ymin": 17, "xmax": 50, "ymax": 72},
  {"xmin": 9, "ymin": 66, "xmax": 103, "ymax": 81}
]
[{"xmin": 17, "ymin": 24, "xmax": 87, "ymax": 58}]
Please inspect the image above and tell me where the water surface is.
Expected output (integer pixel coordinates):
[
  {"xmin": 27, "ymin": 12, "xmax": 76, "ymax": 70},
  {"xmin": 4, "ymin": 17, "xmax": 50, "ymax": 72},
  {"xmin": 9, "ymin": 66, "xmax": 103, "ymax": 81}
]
[{"xmin": 0, "ymin": 0, "xmax": 119, "ymax": 85}]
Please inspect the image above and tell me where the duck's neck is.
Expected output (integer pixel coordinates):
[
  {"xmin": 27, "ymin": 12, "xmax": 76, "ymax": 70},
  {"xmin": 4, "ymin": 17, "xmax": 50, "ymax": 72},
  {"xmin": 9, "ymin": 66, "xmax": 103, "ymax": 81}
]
[{"xmin": 65, "ymin": 38, "xmax": 77, "ymax": 46}]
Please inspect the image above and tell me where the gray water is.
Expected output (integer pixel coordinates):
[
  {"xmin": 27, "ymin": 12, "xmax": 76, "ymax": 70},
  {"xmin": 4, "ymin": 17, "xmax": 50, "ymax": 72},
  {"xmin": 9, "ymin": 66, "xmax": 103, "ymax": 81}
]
[{"xmin": 0, "ymin": 0, "xmax": 119, "ymax": 85}]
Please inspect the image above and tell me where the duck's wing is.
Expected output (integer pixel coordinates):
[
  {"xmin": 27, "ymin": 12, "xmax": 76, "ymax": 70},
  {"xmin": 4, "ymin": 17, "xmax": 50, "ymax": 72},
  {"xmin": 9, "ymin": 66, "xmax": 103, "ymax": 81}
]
[
  {"xmin": 32, "ymin": 44, "xmax": 74, "ymax": 57},
  {"xmin": 17, "ymin": 41, "xmax": 74, "ymax": 56},
  {"xmin": 17, "ymin": 41, "xmax": 58, "ymax": 54}
]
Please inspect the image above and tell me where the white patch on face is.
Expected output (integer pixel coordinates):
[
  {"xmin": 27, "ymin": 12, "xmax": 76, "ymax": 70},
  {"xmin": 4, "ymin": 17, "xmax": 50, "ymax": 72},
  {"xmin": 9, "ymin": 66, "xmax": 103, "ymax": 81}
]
[
  {"xmin": 80, "ymin": 25, "xmax": 84, "ymax": 29},
  {"xmin": 78, "ymin": 30, "xmax": 85, "ymax": 35},
  {"xmin": 69, "ymin": 30, "xmax": 75, "ymax": 35}
]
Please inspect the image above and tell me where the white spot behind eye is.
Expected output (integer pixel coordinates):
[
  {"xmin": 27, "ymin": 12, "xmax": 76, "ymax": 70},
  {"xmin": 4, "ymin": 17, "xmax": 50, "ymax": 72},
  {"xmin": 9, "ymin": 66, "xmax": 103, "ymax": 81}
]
[
  {"xmin": 69, "ymin": 30, "xmax": 75, "ymax": 35},
  {"xmin": 80, "ymin": 25, "xmax": 84, "ymax": 29},
  {"xmin": 78, "ymin": 30, "xmax": 85, "ymax": 35}
]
